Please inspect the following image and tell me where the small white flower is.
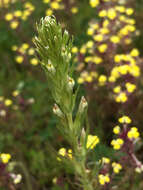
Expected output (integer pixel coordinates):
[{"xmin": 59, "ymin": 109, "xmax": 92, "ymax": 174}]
[
  {"xmin": 67, "ymin": 76, "xmax": 75, "ymax": 90},
  {"xmin": 53, "ymin": 104, "xmax": 63, "ymax": 117},
  {"xmin": 46, "ymin": 60, "xmax": 56, "ymax": 73}
]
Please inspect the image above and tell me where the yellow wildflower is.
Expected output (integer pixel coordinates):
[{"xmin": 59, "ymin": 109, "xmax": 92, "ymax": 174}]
[
  {"xmin": 113, "ymin": 86, "xmax": 121, "ymax": 94},
  {"xmin": 0, "ymin": 153, "xmax": 11, "ymax": 164},
  {"xmin": 15, "ymin": 56, "xmax": 24, "ymax": 64},
  {"xmin": 112, "ymin": 162, "xmax": 122, "ymax": 173},
  {"xmin": 111, "ymin": 138, "xmax": 124, "ymax": 150},
  {"xmin": 72, "ymin": 47, "xmax": 78, "ymax": 53},
  {"xmin": 30, "ymin": 58, "xmax": 38, "ymax": 66},
  {"xmin": 86, "ymin": 135, "xmax": 99, "ymax": 149},
  {"xmin": 93, "ymin": 56, "xmax": 103, "ymax": 64},
  {"xmin": 127, "ymin": 127, "xmax": 140, "ymax": 139},
  {"xmin": 86, "ymin": 41, "xmax": 94, "ymax": 48},
  {"xmin": 98, "ymin": 75, "xmax": 107, "ymax": 85},
  {"xmin": 78, "ymin": 77, "xmax": 84, "ymax": 84},
  {"xmin": 71, "ymin": 7, "xmax": 78, "ymax": 14},
  {"xmin": 125, "ymin": 83, "xmax": 136, "ymax": 93},
  {"xmin": 5, "ymin": 13, "xmax": 13, "ymax": 21},
  {"xmin": 93, "ymin": 34, "xmax": 103, "ymax": 42},
  {"xmin": 46, "ymin": 9, "xmax": 53, "ymax": 16},
  {"xmin": 50, "ymin": 2, "xmax": 60, "ymax": 9},
  {"xmin": 102, "ymin": 157, "xmax": 110, "ymax": 164},
  {"xmin": 99, "ymin": 10, "xmax": 107, "ymax": 17},
  {"xmin": 12, "ymin": 90, "xmax": 20, "ymax": 97},
  {"xmin": 28, "ymin": 48, "xmax": 35, "ymax": 55},
  {"xmin": 87, "ymin": 28, "xmax": 94, "ymax": 36},
  {"xmin": 130, "ymin": 48, "xmax": 139, "ymax": 57},
  {"xmin": 10, "ymin": 21, "xmax": 19, "ymax": 29},
  {"xmin": 14, "ymin": 10, "xmax": 22, "ymax": 17},
  {"xmin": 118, "ymin": 116, "xmax": 131, "ymax": 124},
  {"xmin": 110, "ymin": 36, "xmax": 120, "ymax": 44},
  {"xmin": 113, "ymin": 126, "xmax": 120, "ymax": 134},
  {"xmin": 126, "ymin": 8, "xmax": 134, "ymax": 15},
  {"xmin": 98, "ymin": 174, "xmax": 110, "ymax": 185},
  {"xmin": 107, "ymin": 8, "xmax": 117, "ymax": 20},
  {"xmin": 116, "ymin": 92, "xmax": 127, "ymax": 103},
  {"xmin": 4, "ymin": 99, "xmax": 13, "ymax": 106},
  {"xmin": 89, "ymin": 0, "xmax": 99, "ymax": 8},
  {"xmin": 98, "ymin": 44, "xmax": 107, "ymax": 53}
]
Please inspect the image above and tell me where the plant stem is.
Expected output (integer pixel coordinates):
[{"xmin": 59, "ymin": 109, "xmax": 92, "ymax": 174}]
[
  {"xmin": 15, "ymin": 162, "xmax": 32, "ymax": 190},
  {"xmin": 66, "ymin": 114, "xmax": 94, "ymax": 190}
]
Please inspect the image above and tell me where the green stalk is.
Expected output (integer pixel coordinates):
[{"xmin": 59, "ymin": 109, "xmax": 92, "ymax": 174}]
[
  {"xmin": 34, "ymin": 15, "xmax": 94, "ymax": 190},
  {"xmin": 11, "ymin": 162, "xmax": 32, "ymax": 190}
]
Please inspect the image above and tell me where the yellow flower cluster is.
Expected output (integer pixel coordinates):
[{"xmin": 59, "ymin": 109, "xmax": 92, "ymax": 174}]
[
  {"xmin": 0, "ymin": 153, "xmax": 11, "ymax": 164},
  {"xmin": 44, "ymin": 0, "xmax": 78, "ymax": 16},
  {"xmin": 77, "ymin": 0, "xmax": 140, "ymax": 108},
  {"xmin": 110, "ymin": 50, "xmax": 139, "ymax": 103},
  {"xmin": 12, "ymin": 90, "xmax": 20, "ymax": 97},
  {"xmin": 72, "ymin": 46, "xmax": 78, "ymax": 54},
  {"xmin": 84, "ymin": 54, "xmax": 103, "ymax": 65},
  {"xmin": 127, "ymin": 127, "xmax": 140, "ymax": 139},
  {"xmin": 0, "ymin": 96, "xmax": 12, "ymax": 117},
  {"xmin": 86, "ymin": 6, "xmax": 135, "ymax": 49},
  {"xmin": 98, "ymin": 75, "xmax": 107, "ymax": 86},
  {"xmin": 86, "ymin": 134, "xmax": 99, "ymax": 149},
  {"xmin": 44, "ymin": 0, "xmax": 63, "ymax": 16},
  {"xmin": 0, "ymin": 96, "xmax": 13, "ymax": 106},
  {"xmin": 113, "ymin": 82, "xmax": 136, "ymax": 102},
  {"xmin": 77, "ymin": 71, "xmax": 98, "ymax": 84},
  {"xmin": 98, "ymin": 174, "xmax": 110, "ymax": 185},
  {"xmin": 99, "ymin": 158, "xmax": 123, "ymax": 185},
  {"xmin": 57, "ymin": 148, "xmax": 72, "ymax": 161},
  {"xmin": 113, "ymin": 125, "xmax": 120, "ymax": 134},
  {"xmin": 0, "ymin": 0, "xmax": 16, "ymax": 8},
  {"xmin": 111, "ymin": 138, "xmax": 124, "ymax": 150},
  {"xmin": 101, "ymin": 157, "xmax": 110, "ymax": 164},
  {"xmin": 0, "ymin": 89, "xmax": 21, "ymax": 117},
  {"xmin": 112, "ymin": 162, "xmax": 122, "ymax": 173},
  {"xmin": 112, "ymin": 116, "xmax": 140, "ymax": 143},
  {"xmin": 4, "ymin": 99, "xmax": 13, "ymax": 106},
  {"xmin": 12, "ymin": 43, "xmax": 38, "ymax": 66},
  {"xmin": 118, "ymin": 115, "xmax": 131, "ymax": 124},
  {"xmin": 4, "ymin": 2, "xmax": 35, "ymax": 29}
]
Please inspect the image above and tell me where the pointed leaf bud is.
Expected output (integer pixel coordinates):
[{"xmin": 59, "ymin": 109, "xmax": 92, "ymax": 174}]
[
  {"xmin": 67, "ymin": 76, "xmax": 75, "ymax": 90},
  {"xmin": 53, "ymin": 104, "xmax": 63, "ymax": 118},
  {"xmin": 79, "ymin": 96, "xmax": 88, "ymax": 113}
]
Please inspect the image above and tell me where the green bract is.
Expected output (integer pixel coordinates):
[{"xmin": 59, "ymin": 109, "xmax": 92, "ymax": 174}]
[
  {"xmin": 34, "ymin": 16, "xmax": 96, "ymax": 190},
  {"xmin": 34, "ymin": 16, "xmax": 88, "ymax": 138},
  {"xmin": 34, "ymin": 16, "xmax": 74, "ymax": 112}
]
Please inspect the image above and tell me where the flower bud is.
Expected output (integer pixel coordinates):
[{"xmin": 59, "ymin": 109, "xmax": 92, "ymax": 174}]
[
  {"xmin": 81, "ymin": 128, "xmax": 86, "ymax": 139},
  {"xmin": 135, "ymin": 165, "xmax": 143, "ymax": 173},
  {"xmin": 79, "ymin": 96, "xmax": 88, "ymax": 113},
  {"xmin": 67, "ymin": 76, "xmax": 75, "ymax": 90},
  {"xmin": 44, "ymin": 16, "xmax": 55, "ymax": 25},
  {"xmin": 80, "ymin": 128, "xmax": 86, "ymax": 147},
  {"xmin": 68, "ymin": 53, "xmax": 71, "ymax": 59},
  {"xmin": 46, "ymin": 60, "xmax": 56, "ymax": 73},
  {"xmin": 64, "ymin": 30, "xmax": 69, "ymax": 37},
  {"xmin": 53, "ymin": 104, "xmax": 63, "ymax": 117}
]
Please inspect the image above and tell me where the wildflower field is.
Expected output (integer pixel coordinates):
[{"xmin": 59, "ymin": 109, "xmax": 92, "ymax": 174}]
[{"xmin": 0, "ymin": 0, "xmax": 143, "ymax": 189}]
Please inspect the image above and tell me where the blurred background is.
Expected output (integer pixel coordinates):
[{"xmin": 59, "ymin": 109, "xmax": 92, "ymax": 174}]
[{"xmin": 0, "ymin": 0, "xmax": 143, "ymax": 189}]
